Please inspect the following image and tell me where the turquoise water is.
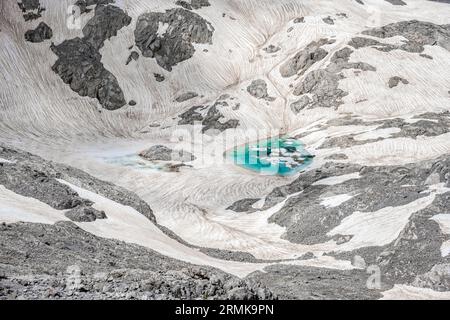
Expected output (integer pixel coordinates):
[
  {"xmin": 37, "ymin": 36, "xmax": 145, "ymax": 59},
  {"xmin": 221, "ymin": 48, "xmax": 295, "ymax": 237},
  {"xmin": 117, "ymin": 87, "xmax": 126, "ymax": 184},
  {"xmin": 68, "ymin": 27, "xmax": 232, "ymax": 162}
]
[{"xmin": 227, "ymin": 137, "xmax": 314, "ymax": 176}]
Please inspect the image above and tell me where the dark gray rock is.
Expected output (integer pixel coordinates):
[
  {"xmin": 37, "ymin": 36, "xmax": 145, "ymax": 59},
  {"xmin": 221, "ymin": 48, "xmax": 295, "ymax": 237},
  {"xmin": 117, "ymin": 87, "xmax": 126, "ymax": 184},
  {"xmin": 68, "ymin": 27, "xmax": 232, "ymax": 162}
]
[
  {"xmin": 385, "ymin": 0, "xmax": 407, "ymax": 5},
  {"xmin": 247, "ymin": 264, "xmax": 382, "ymax": 299},
  {"xmin": 319, "ymin": 112, "xmax": 450, "ymax": 149},
  {"xmin": 0, "ymin": 221, "xmax": 274, "ymax": 300},
  {"xmin": 65, "ymin": 205, "xmax": 107, "ymax": 222},
  {"xmin": 178, "ymin": 105, "xmax": 206, "ymax": 125},
  {"xmin": 128, "ymin": 100, "xmax": 137, "ymax": 106},
  {"xmin": 82, "ymin": 4, "xmax": 132, "ymax": 50},
  {"xmin": 191, "ymin": 0, "xmax": 211, "ymax": 9},
  {"xmin": 419, "ymin": 53, "xmax": 433, "ymax": 59},
  {"xmin": 413, "ymin": 264, "xmax": 450, "ymax": 291},
  {"xmin": 348, "ymin": 37, "xmax": 381, "ymax": 49},
  {"xmin": 330, "ymin": 192, "xmax": 450, "ymax": 289},
  {"xmin": 51, "ymin": 38, "xmax": 127, "ymax": 110},
  {"xmin": 293, "ymin": 17, "xmax": 305, "ymax": 23},
  {"xmin": 322, "ymin": 16, "xmax": 335, "ymax": 25},
  {"xmin": 175, "ymin": 92, "xmax": 199, "ymax": 103},
  {"xmin": 50, "ymin": 5, "xmax": 131, "ymax": 110},
  {"xmin": 247, "ymin": 79, "xmax": 269, "ymax": 99},
  {"xmin": 178, "ymin": 100, "xmax": 239, "ymax": 133},
  {"xmin": 292, "ymin": 47, "xmax": 375, "ymax": 110},
  {"xmin": 18, "ymin": 0, "xmax": 40, "ymax": 11},
  {"xmin": 226, "ymin": 198, "xmax": 260, "ymax": 213},
  {"xmin": 260, "ymin": 156, "xmax": 450, "ymax": 247},
  {"xmin": 362, "ymin": 20, "xmax": 450, "ymax": 53},
  {"xmin": 154, "ymin": 73, "xmax": 165, "ymax": 82},
  {"xmin": 263, "ymin": 45, "xmax": 281, "ymax": 53},
  {"xmin": 75, "ymin": 0, "xmax": 114, "ymax": 14},
  {"xmin": 18, "ymin": 0, "xmax": 45, "ymax": 21},
  {"xmin": 0, "ymin": 161, "xmax": 92, "ymax": 211},
  {"xmin": 139, "ymin": 145, "xmax": 196, "ymax": 162},
  {"xmin": 176, "ymin": 0, "xmax": 211, "ymax": 10},
  {"xmin": 0, "ymin": 145, "xmax": 156, "ymax": 223},
  {"xmin": 24, "ymin": 22, "xmax": 52, "ymax": 43},
  {"xmin": 290, "ymin": 96, "xmax": 311, "ymax": 114},
  {"xmin": 388, "ymin": 76, "xmax": 409, "ymax": 88},
  {"xmin": 126, "ymin": 51, "xmax": 139, "ymax": 65},
  {"xmin": 202, "ymin": 105, "xmax": 239, "ymax": 133},
  {"xmin": 135, "ymin": 8, "xmax": 214, "ymax": 71},
  {"xmin": 280, "ymin": 39, "xmax": 331, "ymax": 77},
  {"xmin": 293, "ymin": 69, "xmax": 347, "ymax": 108}
]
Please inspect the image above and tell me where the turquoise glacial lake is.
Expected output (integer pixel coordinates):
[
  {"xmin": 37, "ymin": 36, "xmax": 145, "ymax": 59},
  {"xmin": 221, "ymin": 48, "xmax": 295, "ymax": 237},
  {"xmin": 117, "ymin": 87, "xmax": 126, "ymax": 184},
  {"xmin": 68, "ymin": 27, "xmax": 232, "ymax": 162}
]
[{"xmin": 227, "ymin": 137, "xmax": 314, "ymax": 176}]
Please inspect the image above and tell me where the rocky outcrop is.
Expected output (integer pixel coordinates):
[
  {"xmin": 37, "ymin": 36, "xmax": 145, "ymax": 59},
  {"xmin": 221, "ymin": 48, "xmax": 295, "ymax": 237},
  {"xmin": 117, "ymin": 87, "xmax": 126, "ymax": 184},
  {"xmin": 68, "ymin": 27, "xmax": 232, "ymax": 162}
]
[
  {"xmin": 75, "ymin": 0, "xmax": 114, "ymax": 14},
  {"xmin": 154, "ymin": 73, "xmax": 165, "ymax": 82},
  {"xmin": 280, "ymin": 39, "xmax": 332, "ymax": 77},
  {"xmin": 139, "ymin": 145, "xmax": 196, "ymax": 162},
  {"xmin": 135, "ymin": 8, "xmax": 214, "ymax": 71},
  {"xmin": 0, "ymin": 221, "xmax": 274, "ymax": 300},
  {"xmin": 226, "ymin": 198, "xmax": 260, "ymax": 213},
  {"xmin": 24, "ymin": 22, "xmax": 52, "ymax": 43},
  {"xmin": 263, "ymin": 45, "xmax": 281, "ymax": 53},
  {"xmin": 247, "ymin": 79, "xmax": 269, "ymax": 99},
  {"xmin": 362, "ymin": 20, "xmax": 450, "ymax": 53},
  {"xmin": 178, "ymin": 101, "xmax": 239, "ymax": 133},
  {"xmin": 51, "ymin": 38, "xmax": 126, "ymax": 111},
  {"xmin": 126, "ymin": 51, "xmax": 139, "ymax": 65},
  {"xmin": 175, "ymin": 0, "xmax": 211, "ymax": 10},
  {"xmin": 388, "ymin": 76, "xmax": 409, "ymax": 88},
  {"xmin": 65, "ymin": 205, "xmax": 107, "ymax": 222},
  {"xmin": 322, "ymin": 16, "xmax": 335, "ymax": 25},
  {"xmin": 18, "ymin": 0, "xmax": 45, "ymax": 21},
  {"xmin": 175, "ymin": 92, "xmax": 199, "ymax": 103},
  {"xmin": 0, "ymin": 145, "xmax": 155, "ymax": 223},
  {"xmin": 82, "ymin": 4, "xmax": 132, "ymax": 50},
  {"xmin": 50, "ymin": 5, "xmax": 131, "ymax": 110},
  {"xmin": 292, "ymin": 47, "xmax": 375, "ymax": 110}
]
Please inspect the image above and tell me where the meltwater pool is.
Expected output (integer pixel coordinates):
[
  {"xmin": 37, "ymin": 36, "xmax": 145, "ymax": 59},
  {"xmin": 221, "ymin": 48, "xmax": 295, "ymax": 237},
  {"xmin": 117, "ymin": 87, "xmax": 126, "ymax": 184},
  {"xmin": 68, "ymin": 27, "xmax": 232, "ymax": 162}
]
[{"xmin": 226, "ymin": 137, "xmax": 314, "ymax": 176}]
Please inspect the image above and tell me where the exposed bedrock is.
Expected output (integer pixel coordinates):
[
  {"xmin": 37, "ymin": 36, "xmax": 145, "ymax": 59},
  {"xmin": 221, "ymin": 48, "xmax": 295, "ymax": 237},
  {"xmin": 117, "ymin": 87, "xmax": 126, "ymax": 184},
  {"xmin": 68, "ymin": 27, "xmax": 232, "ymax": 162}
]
[
  {"xmin": 82, "ymin": 4, "xmax": 132, "ymax": 50},
  {"xmin": 50, "ymin": 4, "xmax": 130, "ymax": 110},
  {"xmin": 293, "ymin": 69, "xmax": 346, "ymax": 110},
  {"xmin": 291, "ymin": 47, "xmax": 375, "ymax": 112},
  {"xmin": 263, "ymin": 45, "xmax": 281, "ymax": 53},
  {"xmin": 24, "ymin": 22, "xmax": 52, "ymax": 43},
  {"xmin": 139, "ymin": 145, "xmax": 196, "ymax": 162},
  {"xmin": 388, "ymin": 76, "xmax": 409, "ymax": 88},
  {"xmin": 322, "ymin": 16, "xmax": 335, "ymax": 25},
  {"xmin": 135, "ymin": 8, "xmax": 214, "ymax": 71},
  {"xmin": 178, "ymin": 99, "xmax": 239, "ymax": 133},
  {"xmin": 51, "ymin": 38, "xmax": 126, "ymax": 110},
  {"xmin": 385, "ymin": 0, "xmax": 407, "ymax": 5},
  {"xmin": 175, "ymin": 92, "xmax": 199, "ymax": 103},
  {"xmin": 175, "ymin": 0, "xmax": 211, "ymax": 10},
  {"xmin": 247, "ymin": 79, "xmax": 269, "ymax": 99},
  {"xmin": 202, "ymin": 105, "xmax": 240, "ymax": 133},
  {"xmin": 361, "ymin": 20, "xmax": 450, "ymax": 52},
  {"xmin": 18, "ymin": 0, "xmax": 40, "ymax": 11},
  {"xmin": 261, "ymin": 156, "xmax": 450, "ymax": 245},
  {"xmin": 0, "ymin": 222, "xmax": 274, "ymax": 300},
  {"xmin": 226, "ymin": 198, "xmax": 260, "ymax": 213},
  {"xmin": 65, "ymin": 205, "xmax": 107, "ymax": 222},
  {"xmin": 0, "ymin": 161, "xmax": 92, "ymax": 211},
  {"xmin": 17, "ymin": 0, "xmax": 45, "ymax": 21},
  {"xmin": 247, "ymin": 264, "xmax": 382, "ymax": 299},
  {"xmin": 319, "ymin": 112, "xmax": 450, "ymax": 149},
  {"xmin": 280, "ymin": 39, "xmax": 332, "ymax": 78},
  {"xmin": 330, "ymin": 192, "xmax": 450, "ymax": 289},
  {"xmin": 0, "ymin": 145, "xmax": 155, "ymax": 223},
  {"xmin": 75, "ymin": 0, "xmax": 114, "ymax": 14}
]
